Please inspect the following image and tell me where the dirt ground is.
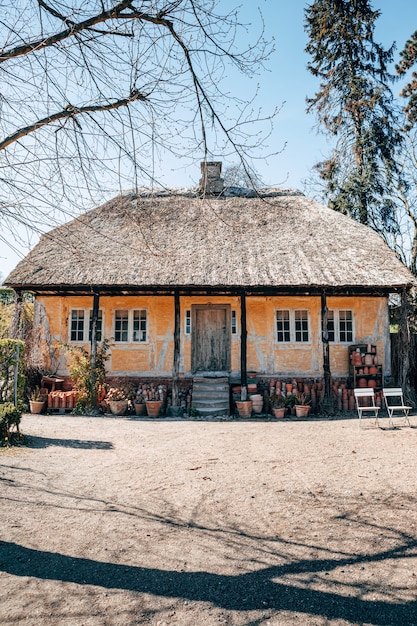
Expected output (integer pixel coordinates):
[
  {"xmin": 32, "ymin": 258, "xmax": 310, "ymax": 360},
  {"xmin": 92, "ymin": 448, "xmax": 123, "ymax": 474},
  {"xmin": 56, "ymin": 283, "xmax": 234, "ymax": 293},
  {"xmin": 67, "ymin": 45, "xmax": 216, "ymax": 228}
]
[{"xmin": 1, "ymin": 411, "xmax": 417, "ymax": 626}]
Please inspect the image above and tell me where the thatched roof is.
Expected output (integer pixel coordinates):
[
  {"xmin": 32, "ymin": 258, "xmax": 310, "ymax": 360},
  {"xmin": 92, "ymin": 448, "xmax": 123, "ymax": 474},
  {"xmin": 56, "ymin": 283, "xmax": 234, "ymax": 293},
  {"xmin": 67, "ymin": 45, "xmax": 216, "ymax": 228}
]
[{"xmin": 5, "ymin": 187, "xmax": 415, "ymax": 295}]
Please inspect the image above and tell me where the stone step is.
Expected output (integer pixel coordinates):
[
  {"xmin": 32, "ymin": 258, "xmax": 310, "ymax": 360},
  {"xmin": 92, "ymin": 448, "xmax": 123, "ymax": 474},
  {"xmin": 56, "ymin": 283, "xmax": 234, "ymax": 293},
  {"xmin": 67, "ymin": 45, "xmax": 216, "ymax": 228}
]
[
  {"xmin": 193, "ymin": 385, "xmax": 229, "ymax": 395},
  {"xmin": 194, "ymin": 405, "xmax": 230, "ymax": 417},
  {"xmin": 192, "ymin": 376, "xmax": 230, "ymax": 416}
]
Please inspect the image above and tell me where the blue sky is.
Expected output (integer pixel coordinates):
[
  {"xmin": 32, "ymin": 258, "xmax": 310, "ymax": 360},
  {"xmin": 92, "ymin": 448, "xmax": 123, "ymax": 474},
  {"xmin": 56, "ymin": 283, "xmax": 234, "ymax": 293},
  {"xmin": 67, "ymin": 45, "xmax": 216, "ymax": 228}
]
[{"xmin": 1, "ymin": 0, "xmax": 416, "ymax": 278}]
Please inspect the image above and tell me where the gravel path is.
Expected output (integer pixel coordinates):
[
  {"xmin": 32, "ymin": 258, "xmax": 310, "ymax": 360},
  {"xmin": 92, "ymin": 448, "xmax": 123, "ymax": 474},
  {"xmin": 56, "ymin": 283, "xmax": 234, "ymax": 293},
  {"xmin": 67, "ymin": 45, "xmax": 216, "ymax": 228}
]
[{"xmin": 1, "ymin": 412, "xmax": 417, "ymax": 625}]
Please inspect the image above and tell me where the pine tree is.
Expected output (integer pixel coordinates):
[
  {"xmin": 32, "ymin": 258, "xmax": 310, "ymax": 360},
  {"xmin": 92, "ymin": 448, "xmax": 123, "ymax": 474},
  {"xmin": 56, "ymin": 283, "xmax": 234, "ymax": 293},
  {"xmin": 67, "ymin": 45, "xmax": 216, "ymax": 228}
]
[
  {"xmin": 397, "ymin": 30, "xmax": 417, "ymax": 126},
  {"xmin": 305, "ymin": 0, "xmax": 402, "ymax": 227}
]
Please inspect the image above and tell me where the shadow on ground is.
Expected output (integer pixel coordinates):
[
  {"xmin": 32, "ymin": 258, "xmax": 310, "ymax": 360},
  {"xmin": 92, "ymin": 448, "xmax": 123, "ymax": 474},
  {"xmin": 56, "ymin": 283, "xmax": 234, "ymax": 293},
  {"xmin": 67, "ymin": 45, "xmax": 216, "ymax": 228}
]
[
  {"xmin": 1, "ymin": 540, "xmax": 416, "ymax": 624},
  {"xmin": 22, "ymin": 435, "xmax": 113, "ymax": 449}
]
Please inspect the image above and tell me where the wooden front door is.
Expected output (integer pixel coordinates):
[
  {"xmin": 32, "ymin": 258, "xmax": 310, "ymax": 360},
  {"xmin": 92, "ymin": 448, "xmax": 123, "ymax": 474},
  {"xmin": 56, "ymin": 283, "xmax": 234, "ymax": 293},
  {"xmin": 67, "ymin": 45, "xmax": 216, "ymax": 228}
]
[{"xmin": 191, "ymin": 305, "xmax": 231, "ymax": 373}]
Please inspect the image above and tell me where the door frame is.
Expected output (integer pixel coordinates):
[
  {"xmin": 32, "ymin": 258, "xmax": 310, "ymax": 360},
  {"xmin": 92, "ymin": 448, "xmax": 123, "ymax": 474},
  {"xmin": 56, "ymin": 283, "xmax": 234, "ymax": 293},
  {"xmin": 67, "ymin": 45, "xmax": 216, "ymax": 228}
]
[{"xmin": 191, "ymin": 304, "xmax": 231, "ymax": 374}]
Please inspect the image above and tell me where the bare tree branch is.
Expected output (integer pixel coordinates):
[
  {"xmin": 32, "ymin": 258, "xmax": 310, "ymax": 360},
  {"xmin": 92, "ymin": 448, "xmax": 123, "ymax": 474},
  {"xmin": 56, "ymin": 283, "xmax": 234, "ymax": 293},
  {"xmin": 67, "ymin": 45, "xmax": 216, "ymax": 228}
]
[{"xmin": 0, "ymin": 90, "xmax": 147, "ymax": 152}]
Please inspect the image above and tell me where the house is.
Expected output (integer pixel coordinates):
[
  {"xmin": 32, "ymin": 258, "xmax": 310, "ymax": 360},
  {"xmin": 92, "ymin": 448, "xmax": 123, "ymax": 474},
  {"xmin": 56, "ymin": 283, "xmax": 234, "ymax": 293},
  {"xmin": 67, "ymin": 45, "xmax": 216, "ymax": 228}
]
[{"xmin": 4, "ymin": 162, "xmax": 415, "ymax": 414}]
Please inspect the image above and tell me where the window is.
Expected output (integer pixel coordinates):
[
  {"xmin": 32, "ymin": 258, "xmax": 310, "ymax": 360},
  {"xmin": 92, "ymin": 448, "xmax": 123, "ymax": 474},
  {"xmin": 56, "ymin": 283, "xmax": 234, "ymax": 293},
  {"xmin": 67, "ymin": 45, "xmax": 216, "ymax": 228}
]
[
  {"xmin": 114, "ymin": 309, "xmax": 148, "ymax": 343},
  {"xmin": 114, "ymin": 310, "xmax": 129, "ymax": 342},
  {"xmin": 70, "ymin": 310, "xmax": 85, "ymax": 342},
  {"xmin": 323, "ymin": 310, "xmax": 353, "ymax": 343},
  {"xmin": 231, "ymin": 310, "xmax": 237, "ymax": 335},
  {"xmin": 276, "ymin": 310, "xmax": 309, "ymax": 343},
  {"xmin": 295, "ymin": 310, "xmax": 309, "ymax": 342},
  {"xmin": 185, "ymin": 310, "xmax": 191, "ymax": 335},
  {"xmin": 276, "ymin": 310, "xmax": 290, "ymax": 342},
  {"xmin": 70, "ymin": 309, "xmax": 103, "ymax": 342},
  {"xmin": 89, "ymin": 310, "xmax": 103, "ymax": 342},
  {"xmin": 339, "ymin": 310, "xmax": 353, "ymax": 342},
  {"xmin": 133, "ymin": 310, "xmax": 147, "ymax": 342}
]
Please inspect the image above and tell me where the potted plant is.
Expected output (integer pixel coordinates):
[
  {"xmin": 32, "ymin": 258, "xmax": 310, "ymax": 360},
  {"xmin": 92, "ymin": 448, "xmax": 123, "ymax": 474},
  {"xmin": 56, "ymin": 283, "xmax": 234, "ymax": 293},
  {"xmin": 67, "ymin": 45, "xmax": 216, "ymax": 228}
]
[
  {"xmin": 271, "ymin": 393, "xmax": 286, "ymax": 418},
  {"xmin": 144, "ymin": 384, "xmax": 165, "ymax": 417},
  {"xmin": 133, "ymin": 387, "xmax": 147, "ymax": 416},
  {"xmin": 29, "ymin": 386, "xmax": 47, "ymax": 414},
  {"xmin": 105, "ymin": 386, "xmax": 130, "ymax": 416},
  {"xmin": 294, "ymin": 392, "xmax": 311, "ymax": 418},
  {"xmin": 284, "ymin": 392, "xmax": 297, "ymax": 416},
  {"xmin": 235, "ymin": 399, "xmax": 253, "ymax": 418}
]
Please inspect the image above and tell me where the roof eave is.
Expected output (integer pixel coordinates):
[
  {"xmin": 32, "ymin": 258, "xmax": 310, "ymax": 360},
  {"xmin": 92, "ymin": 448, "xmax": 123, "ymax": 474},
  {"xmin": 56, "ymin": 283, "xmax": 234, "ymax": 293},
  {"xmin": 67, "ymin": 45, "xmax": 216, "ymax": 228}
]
[{"xmin": 4, "ymin": 282, "xmax": 413, "ymax": 297}]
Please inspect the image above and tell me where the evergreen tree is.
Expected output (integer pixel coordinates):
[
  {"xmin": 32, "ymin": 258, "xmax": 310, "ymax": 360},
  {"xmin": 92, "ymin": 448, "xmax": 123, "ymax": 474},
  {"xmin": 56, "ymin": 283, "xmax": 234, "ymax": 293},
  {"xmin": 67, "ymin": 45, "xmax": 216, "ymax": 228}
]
[
  {"xmin": 305, "ymin": 0, "xmax": 402, "ymax": 228},
  {"xmin": 397, "ymin": 30, "xmax": 417, "ymax": 127}
]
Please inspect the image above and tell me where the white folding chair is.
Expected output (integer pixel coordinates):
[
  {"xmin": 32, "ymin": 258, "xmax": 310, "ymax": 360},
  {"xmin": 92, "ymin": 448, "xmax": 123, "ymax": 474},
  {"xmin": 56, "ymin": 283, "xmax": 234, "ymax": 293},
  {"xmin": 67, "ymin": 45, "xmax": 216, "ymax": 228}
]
[
  {"xmin": 383, "ymin": 388, "xmax": 412, "ymax": 428},
  {"xmin": 354, "ymin": 388, "xmax": 380, "ymax": 427}
]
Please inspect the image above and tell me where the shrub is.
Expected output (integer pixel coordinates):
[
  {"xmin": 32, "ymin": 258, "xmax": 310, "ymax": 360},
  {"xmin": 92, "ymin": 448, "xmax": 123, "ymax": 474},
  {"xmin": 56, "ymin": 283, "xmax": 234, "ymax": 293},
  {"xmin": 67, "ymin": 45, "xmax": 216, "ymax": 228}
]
[
  {"xmin": 63, "ymin": 339, "xmax": 110, "ymax": 411},
  {"xmin": 0, "ymin": 402, "xmax": 21, "ymax": 443}
]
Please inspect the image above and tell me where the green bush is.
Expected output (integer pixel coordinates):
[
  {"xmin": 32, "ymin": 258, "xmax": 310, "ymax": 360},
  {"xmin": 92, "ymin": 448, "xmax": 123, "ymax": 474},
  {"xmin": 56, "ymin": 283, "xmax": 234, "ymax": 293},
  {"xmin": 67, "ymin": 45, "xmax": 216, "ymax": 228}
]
[{"xmin": 0, "ymin": 402, "xmax": 21, "ymax": 443}]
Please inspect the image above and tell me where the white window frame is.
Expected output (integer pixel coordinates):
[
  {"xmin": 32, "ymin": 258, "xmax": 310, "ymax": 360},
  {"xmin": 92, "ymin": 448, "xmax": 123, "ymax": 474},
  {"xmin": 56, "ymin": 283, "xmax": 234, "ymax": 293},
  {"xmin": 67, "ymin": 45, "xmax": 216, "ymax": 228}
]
[
  {"xmin": 185, "ymin": 309, "xmax": 191, "ymax": 335},
  {"xmin": 69, "ymin": 308, "xmax": 103, "ymax": 343},
  {"xmin": 325, "ymin": 309, "xmax": 354, "ymax": 344},
  {"xmin": 231, "ymin": 309, "xmax": 238, "ymax": 335},
  {"xmin": 113, "ymin": 309, "xmax": 148, "ymax": 343},
  {"xmin": 276, "ymin": 309, "xmax": 310, "ymax": 343},
  {"xmin": 133, "ymin": 309, "xmax": 147, "ymax": 343}
]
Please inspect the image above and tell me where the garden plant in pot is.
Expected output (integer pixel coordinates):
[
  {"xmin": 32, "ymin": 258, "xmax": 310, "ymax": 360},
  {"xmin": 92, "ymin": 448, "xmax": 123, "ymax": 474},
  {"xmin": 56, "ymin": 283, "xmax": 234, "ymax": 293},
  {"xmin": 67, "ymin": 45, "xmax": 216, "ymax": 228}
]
[
  {"xmin": 271, "ymin": 393, "xmax": 286, "ymax": 418},
  {"xmin": 294, "ymin": 392, "xmax": 311, "ymax": 418},
  {"xmin": 29, "ymin": 386, "xmax": 47, "ymax": 414},
  {"xmin": 284, "ymin": 392, "xmax": 297, "ymax": 416},
  {"xmin": 105, "ymin": 386, "xmax": 131, "ymax": 416}
]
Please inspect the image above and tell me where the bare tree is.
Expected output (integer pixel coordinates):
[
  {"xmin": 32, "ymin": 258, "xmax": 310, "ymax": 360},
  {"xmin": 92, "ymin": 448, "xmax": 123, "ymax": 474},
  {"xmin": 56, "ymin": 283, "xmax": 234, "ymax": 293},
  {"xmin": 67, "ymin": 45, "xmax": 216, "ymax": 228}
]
[{"xmin": 0, "ymin": 1, "xmax": 276, "ymax": 256}]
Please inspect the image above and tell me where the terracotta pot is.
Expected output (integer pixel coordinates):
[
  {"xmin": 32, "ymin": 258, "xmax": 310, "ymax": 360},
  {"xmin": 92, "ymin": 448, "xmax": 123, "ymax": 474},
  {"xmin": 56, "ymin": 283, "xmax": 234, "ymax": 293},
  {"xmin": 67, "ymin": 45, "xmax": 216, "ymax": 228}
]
[
  {"xmin": 286, "ymin": 383, "xmax": 293, "ymax": 393},
  {"xmin": 367, "ymin": 379, "xmax": 377, "ymax": 388},
  {"xmin": 249, "ymin": 394, "xmax": 263, "ymax": 414},
  {"xmin": 134, "ymin": 403, "xmax": 146, "ymax": 416},
  {"xmin": 109, "ymin": 400, "xmax": 128, "ymax": 416},
  {"xmin": 235, "ymin": 400, "xmax": 252, "ymax": 418},
  {"xmin": 273, "ymin": 407, "xmax": 286, "ymax": 418},
  {"xmin": 145, "ymin": 400, "xmax": 163, "ymax": 417},
  {"xmin": 295, "ymin": 405, "xmax": 310, "ymax": 418},
  {"xmin": 29, "ymin": 400, "xmax": 45, "ymax": 414}
]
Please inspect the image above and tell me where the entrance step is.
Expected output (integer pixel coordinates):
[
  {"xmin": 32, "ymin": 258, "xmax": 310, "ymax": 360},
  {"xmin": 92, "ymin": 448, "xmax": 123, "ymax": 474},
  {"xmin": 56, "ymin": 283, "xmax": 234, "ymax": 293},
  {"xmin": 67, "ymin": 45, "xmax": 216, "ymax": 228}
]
[{"xmin": 192, "ymin": 376, "xmax": 230, "ymax": 417}]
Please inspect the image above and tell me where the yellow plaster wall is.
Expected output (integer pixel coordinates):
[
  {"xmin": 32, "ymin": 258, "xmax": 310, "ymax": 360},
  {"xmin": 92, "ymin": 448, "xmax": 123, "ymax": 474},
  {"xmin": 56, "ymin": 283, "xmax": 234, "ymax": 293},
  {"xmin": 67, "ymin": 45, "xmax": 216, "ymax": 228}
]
[{"xmin": 36, "ymin": 293, "xmax": 388, "ymax": 379}]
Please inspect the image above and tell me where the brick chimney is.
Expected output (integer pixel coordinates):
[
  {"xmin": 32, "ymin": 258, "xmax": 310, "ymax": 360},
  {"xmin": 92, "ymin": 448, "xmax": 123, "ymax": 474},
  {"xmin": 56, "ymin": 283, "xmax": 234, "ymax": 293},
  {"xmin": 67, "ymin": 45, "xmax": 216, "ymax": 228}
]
[{"xmin": 199, "ymin": 161, "xmax": 224, "ymax": 195}]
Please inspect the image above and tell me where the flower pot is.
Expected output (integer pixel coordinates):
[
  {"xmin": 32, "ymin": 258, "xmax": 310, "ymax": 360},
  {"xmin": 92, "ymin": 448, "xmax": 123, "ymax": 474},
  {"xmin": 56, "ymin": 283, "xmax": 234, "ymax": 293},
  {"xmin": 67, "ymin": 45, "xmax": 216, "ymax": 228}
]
[
  {"xmin": 295, "ymin": 405, "xmax": 310, "ymax": 418},
  {"xmin": 29, "ymin": 400, "xmax": 45, "ymax": 414},
  {"xmin": 235, "ymin": 400, "xmax": 252, "ymax": 418},
  {"xmin": 109, "ymin": 400, "xmax": 128, "ymax": 416},
  {"xmin": 249, "ymin": 394, "xmax": 263, "ymax": 414},
  {"xmin": 146, "ymin": 400, "xmax": 163, "ymax": 417},
  {"xmin": 273, "ymin": 407, "xmax": 286, "ymax": 418},
  {"xmin": 134, "ymin": 403, "xmax": 146, "ymax": 416}
]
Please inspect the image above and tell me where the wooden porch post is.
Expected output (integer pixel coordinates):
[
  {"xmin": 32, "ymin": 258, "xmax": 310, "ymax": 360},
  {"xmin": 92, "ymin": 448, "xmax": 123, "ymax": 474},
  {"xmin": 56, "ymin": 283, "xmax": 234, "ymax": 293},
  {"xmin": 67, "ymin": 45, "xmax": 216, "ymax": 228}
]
[
  {"xmin": 90, "ymin": 291, "xmax": 100, "ymax": 406},
  {"xmin": 321, "ymin": 292, "xmax": 331, "ymax": 398},
  {"xmin": 172, "ymin": 290, "xmax": 181, "ymax": 407},
  {"xmin": 240, "ymin": 291, "xmax": 248, "ymax": 399}
]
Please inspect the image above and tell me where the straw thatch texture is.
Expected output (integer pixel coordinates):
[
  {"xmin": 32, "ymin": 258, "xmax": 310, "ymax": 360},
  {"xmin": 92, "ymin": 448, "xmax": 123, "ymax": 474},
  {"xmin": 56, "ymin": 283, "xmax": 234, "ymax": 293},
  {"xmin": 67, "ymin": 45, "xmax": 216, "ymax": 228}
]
[{"xmin": 5, "ymin": 189, "xmax": 415, "ymax": 291}]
